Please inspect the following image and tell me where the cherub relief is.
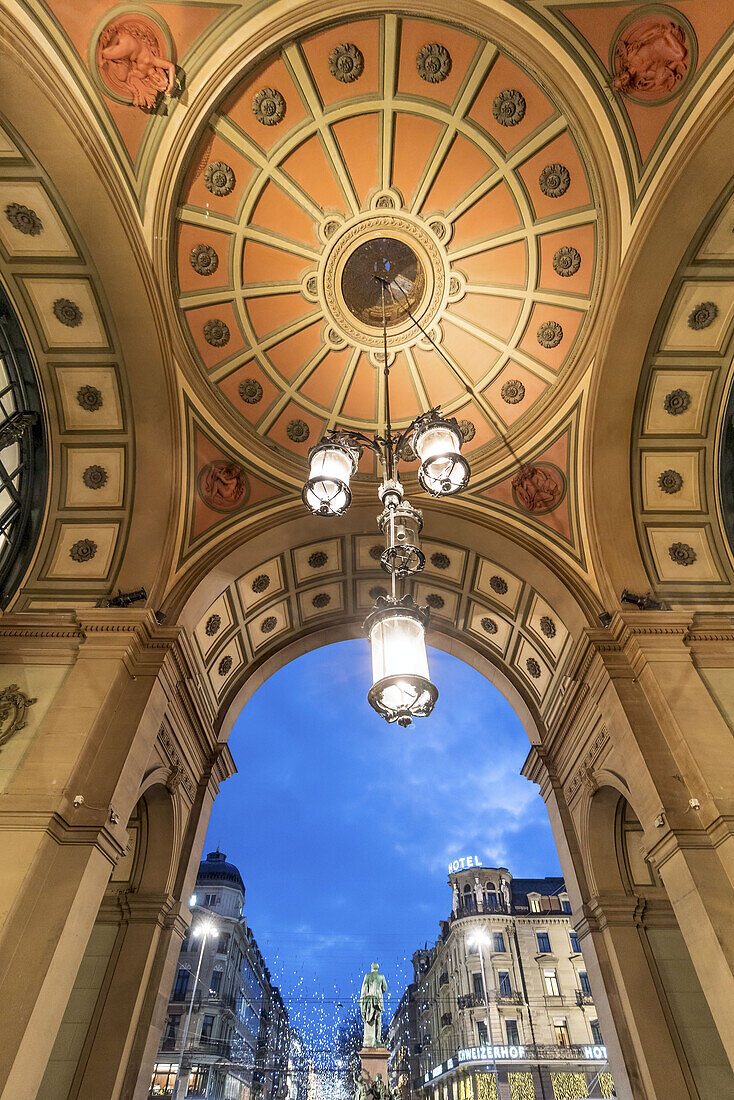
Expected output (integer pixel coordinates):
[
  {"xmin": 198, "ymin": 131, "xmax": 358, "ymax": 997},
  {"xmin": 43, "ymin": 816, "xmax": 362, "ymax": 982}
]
[
  {"xmin": 99, "ymin": 19, "xmax": 176, "ymax": 110},
  {"xmin": 612, "ymin": 17, "xmax": 689, "ymax": 100}
]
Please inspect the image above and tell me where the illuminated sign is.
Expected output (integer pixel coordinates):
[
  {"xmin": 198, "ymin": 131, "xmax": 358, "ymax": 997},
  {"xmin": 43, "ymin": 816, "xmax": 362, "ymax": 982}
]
[
  {"xmin": 448, "ymin": 856, "xmax": 482, "ymax": 873},
  {"xmin": 458, "ymin": 1046, "xmax": 525, "ymax": 1063},
  {"xmin": 583, "ymin": 1047, "xmax": 607, "ymax": 1061}
]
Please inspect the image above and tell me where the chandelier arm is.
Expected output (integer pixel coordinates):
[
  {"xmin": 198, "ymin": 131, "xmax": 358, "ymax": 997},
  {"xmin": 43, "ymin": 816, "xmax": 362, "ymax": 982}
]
[{"xmin": 384, "ymin": 278, "xmax": 526, "ymax": 473}]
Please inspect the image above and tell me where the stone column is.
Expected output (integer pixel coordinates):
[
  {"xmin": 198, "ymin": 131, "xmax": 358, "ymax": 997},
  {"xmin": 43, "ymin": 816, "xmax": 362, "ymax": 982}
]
[{"xmin": 0, "ymin": 611, "xmax": 180, "ymax": 1100}]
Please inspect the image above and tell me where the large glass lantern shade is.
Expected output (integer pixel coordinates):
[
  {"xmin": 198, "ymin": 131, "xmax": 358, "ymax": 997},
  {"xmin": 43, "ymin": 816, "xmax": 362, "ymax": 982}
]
[
  {"xmin": 302, "ymin": 439, "xmax": 357, "ymax": 517},
  {"xmin": 364, "ymin": 599, "xmax": 438, "ymax": 726},
  {"xmin": 413, "ymin": 417, "xmax": 470, "ymax": 497}
]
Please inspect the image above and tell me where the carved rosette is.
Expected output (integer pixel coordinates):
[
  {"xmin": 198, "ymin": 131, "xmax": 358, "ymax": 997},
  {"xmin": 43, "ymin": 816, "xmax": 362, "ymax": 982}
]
[
  {"xmin": 205, "ymin": 614, "xmax": 221, "ymax": 636},
  {"xmin": 309, "ymin": 551, "xmax": 328, "ymax": 568},
  {"xmin": 668, "ymin": 541, "xmax": 696, "ymax": 566},
  {"xmin": 204, "ymin": 161, "xmax": 236, "ymax": 197},
  {"xmin": 190, "ymin": 244, "xmax": 219, "ymax": 276},
  {"xmin": 481, "ymin": 617, "xmax": 498, "ymax": 635},
  {"xmin": 5, "ymin": 202, "xmax": 43, "ymax": 236},
  {"xmin": 539, "ymin": 164, "xmax": 570, "ymax": 198},
  {"xmin": 252, "ymin": 88, "xmax": 286, "ymax": 126},
  {"xmin": 251, "ymin": 574, "xmax": 271, "ymax": 594},
  {"xmin": 416, "ymin": 43, "xmax": 452, "ymax": 83},
  {"xmin": 82, "ymin": 464, "xmax": 108, "ymax": 490},
  {"xmin": 664, "ymin": 388, "xmax": 690, "ymax": 416},
  {"xmin": 53, "ymin": 298, "xmax": 82, "ymax": 327},
  {"xmin": 431, "ymin": 552, "xmax": 450, "ymax": 570},
  {"xmin": 489, "ymin": 575, "xmax": 508, "ymax": 595},
  {"xmin": 287, "ymin": 419, "xmax": 310, "ymax": 443},
  {"xmin": 261, "ymin": 616, "xmax": 277, "ymax": 633},
  {"xmin": 539, "ymin": 615, "xmax": 556, "ymax": 639},
  {"xmin": 329, "ymin": 43, "xmax": 364, "ymax": 83},
  {"xmin": 69, "ymin": 538, "xmax": 97, "ymax": 563},
  {"xmin": 537, "ymin": 321, "xmax": 563, "ymax": 349},
  {"xmin": 218, "ymin": 655, "xmax": 233, "ymax": 675},
  {"xmin": 312, "ymin": 592, "xmax": 331, "ymax": 609},
  {"xmin": 687, "ymin": 301, "xmax": 718, "ymax": 330},
  {"xmin": 425, "ymin": 593, "xmax": 444, "ymax": 610},
  {"xmin": 526, "ymin": 657, "xmax": 541, "ymax": 679},
  {"xmin": 239, "ymin": 379, "xmax": 263, "ymax": 404},
  {"xmin": 553, "ymin": 246, "xmax": 581, "ymax": 278},
  {"xmin": 501, "ymin": 379, "xmax": 525, "ymax": 405},
  {"xmin": 77, "ymin": 385, "xmax": 103, "ymax": 412},
  {"xmin": 458, "ymin": 419, "xmax": 475, "ymax": 442},
  {"xmin": 0, "ymin": 684, "xmax": 37, "ymax": 750},
  {"xmin": 658, "ymin": 469, "xmax": 683, "ymax": 494},
  {"xmin": 493, "ymin": 89, "xmax": 526, "ymax": 126},
  {"xmin": 203, "ymin": 319, "xmax": 230, "ymax": 347}
]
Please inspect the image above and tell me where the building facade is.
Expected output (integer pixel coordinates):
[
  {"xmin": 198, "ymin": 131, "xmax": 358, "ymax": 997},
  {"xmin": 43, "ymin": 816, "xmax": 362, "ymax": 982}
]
[
  {"xmin": 150, "ymin": 851, "xmax": 289, "ymax": 1100},
  {"xmin": 392, "ymin": 865, "xmax": 613, "ymax": 1100},
  {"xmin": 388, "ymin": 984, "xmax": 420, "ymax": 1100}
]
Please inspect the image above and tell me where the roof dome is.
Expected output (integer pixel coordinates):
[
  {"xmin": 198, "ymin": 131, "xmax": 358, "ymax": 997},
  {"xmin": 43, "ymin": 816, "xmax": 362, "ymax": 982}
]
[{"xmin": 196, "ymin": 848, "xmax": 245, "ymax": 895}]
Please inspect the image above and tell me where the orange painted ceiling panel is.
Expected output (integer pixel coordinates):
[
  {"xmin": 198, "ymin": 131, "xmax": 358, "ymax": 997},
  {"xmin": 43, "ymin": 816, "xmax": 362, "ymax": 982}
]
[
  {"xmin": 448, "ymin": 293, "xmax": 523, "ymax": 343},
  {"xmin": 517, "ymin": 130, "xmax": 591, "ymax": 221},
  {"xmin": 454, "ymin": 241, "xmax": 527, "ymax": 289},
  {"xmin": 251, "ymin": 180, "xmax": 318, "ymax": 247},
  {"xmin": 442, "ymin": 323, "xmax": 500, "ymax": 384},
  {"xmin": 537, "ymin": 223, "xmax": 595, "ymax": 296},
  {"xmin": 242, "ymin": 240, "xmax": 311, "ymax": 285},
  {"xmin": 224, "ymin": 56, "xmax": 309, "ymax": 154},
  {"xmin": 397, "ymin": 18, "xmax": 481, "ymax": 106},
  {"xmin": 483, "ymin": 363, "xmax": 547, "ymax": 426},
  {"xmin": 183, "ymin": 130, "xmax": 256, "ymax": 219},
  {"xmin": 267, "ymin": 320, "xmax": 323, "ymax": 382},
  {"xmin": 331, "ymin": 114, "xmax": 380, "ymax": 206},
  {"xmin": 301, "ymin": 19, "xmax": 381, "ymax": 107},
  {"xmin": 421, "ymin": 134, "xmax": 496, "ymax": 217},
  {"xmin": 391, "ymin": 113, "xmax": 444, "ymax": 209},
  {"xmin": 247, "ymin": 293, "xmax": 316, "ymax": 339},
  {"xmin": 449, "ymin": 179, "xmax": 522, "ymax": 250},
  {"xmin": 469, "ymin": 53, "xmax": 555, "ymax": 154},
  {"xmin": 282, "ymin": 136, "xmax": 349, "ymax": 216},
  {"xmin": 178, "ymin": 224, "xmax": 231, "ymax": 293},
  {"xmin": 185, "ymin": 301, "xmax": 246, "ymax": 370},
  {"xmin": 300, "ymin": 347, "xmax": 352, "ymax": 409},
  {"xmin": 341, "ymin": 354, "xmax": 377, "ymax": 421}
]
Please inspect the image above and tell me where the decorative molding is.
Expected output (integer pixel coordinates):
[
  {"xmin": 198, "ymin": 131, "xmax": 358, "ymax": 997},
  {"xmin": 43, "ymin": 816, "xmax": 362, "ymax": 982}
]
[
  {"xmin": 564, "ymin": 726, "xmax": 609, "ymax": 802},
  {"xmin": 157, "ymin": 725, "xmax": 195, "ymax": 799},
  {"xmin": 0, "ymin": 683, "xmax": 37, "ymax": 750}
]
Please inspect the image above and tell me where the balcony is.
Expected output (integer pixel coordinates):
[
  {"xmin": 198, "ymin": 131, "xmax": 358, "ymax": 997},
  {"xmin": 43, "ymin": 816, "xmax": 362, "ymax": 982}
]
[
  {"xmin": 159, "ymin": 1036, "xmax": 233, "ymax": 1060},
  {"xmin": 575, "ymin": 991, "xmax": 594, "ymax": 1006},
  {"xmin": 450, "ymin": 900, "xmax": 508, "ymax": 921},
  {"xmin": 458, "ymin": 990, "xmax": 524, "ymax": 1010}
]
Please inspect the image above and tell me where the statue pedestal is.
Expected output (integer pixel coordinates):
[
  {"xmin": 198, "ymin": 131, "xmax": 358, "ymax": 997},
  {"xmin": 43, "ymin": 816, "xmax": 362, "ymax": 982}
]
[{"xmin": 359, "ymin": 1047, "xmax": 389, "ymax": 1089}]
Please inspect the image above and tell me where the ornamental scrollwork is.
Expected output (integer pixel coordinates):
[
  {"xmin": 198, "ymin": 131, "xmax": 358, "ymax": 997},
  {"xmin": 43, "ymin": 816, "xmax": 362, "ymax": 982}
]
[{"xmin": 0, "ymin": 685, "xmax": 37, "ymax": 751}]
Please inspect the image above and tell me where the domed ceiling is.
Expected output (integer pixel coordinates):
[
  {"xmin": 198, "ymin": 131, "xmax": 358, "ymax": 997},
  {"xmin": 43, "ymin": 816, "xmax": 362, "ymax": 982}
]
[{"xmin": 175, "ymin": 14, "xmax": 599, "ymax": 479}]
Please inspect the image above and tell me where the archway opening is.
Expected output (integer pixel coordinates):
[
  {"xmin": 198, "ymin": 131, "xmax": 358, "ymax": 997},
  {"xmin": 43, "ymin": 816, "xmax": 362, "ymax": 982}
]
[{"xmin": 153, "ymin": 639, "xmax": 620, "ymax": 1100}]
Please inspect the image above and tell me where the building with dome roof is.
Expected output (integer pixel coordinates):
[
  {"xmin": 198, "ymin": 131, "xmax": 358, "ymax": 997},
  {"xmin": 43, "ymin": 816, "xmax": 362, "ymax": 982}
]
[
  {"xmin": 391, "ymin": 866, "xmax": 610, "ymax": 1100},
  {"xmin": 149, "ymin": 851, "xmax": 289, "ymax": 1100}
]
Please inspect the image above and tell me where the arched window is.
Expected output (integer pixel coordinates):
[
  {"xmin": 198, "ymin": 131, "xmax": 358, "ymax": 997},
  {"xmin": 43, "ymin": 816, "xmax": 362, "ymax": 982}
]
[
  {"xmin": 462, "ymin": 883, "xmax": 475, "ymax": 911},
  {"xmin": 485, "ymin": 881, "xmax": 498, "ymax": 911},
  {"xmin": 0, "ymin": 287, "xmax": 46, "ymax": 605}
]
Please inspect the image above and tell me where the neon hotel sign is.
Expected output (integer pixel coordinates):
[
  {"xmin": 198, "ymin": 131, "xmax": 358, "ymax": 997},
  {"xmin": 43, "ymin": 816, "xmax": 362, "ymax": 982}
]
[
  {"xmin": 448, "ymin": 855, "xmax": 482, "ymax": 873},
  {"xmin": 424, "ymin": 1046, "xmax": 608, "ymax": 1082}
]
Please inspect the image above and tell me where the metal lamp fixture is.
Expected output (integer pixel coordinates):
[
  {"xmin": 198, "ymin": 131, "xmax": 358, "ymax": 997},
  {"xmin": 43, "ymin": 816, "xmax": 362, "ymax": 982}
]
[{"xmin": 301, "ymin": 262, "xmax": 472, "ymax": 726}]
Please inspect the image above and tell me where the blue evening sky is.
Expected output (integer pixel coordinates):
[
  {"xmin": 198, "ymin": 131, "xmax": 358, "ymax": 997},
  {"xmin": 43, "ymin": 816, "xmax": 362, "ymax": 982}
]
[{"xmin": 203, "ymin": 640, "xmax": 561, "ymax": 1049}]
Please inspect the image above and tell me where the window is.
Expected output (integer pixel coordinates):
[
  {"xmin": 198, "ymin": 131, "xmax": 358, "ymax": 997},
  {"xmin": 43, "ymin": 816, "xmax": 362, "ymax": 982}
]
[
  {"xmin": 477, "ymin": 1021, "xmax": 488, "ymax": 1045},
  {"xmin": 492, "ymin": 932, "xmax": 505, "ymax": 953},
  {"xmin": 472, "ymin": 972, "xmax": 484, "ymax": 996},
  {"xmin": 591, "ymin": 1019, "xmax": 603, "ymax": 1045},
  {"xmin": 498, "ymin": 971, "xmax": 511, "ymax": 996},
  {"xmin": 201, "ymin": 1015, "xmax": 214, "ymax": 1040},
  {"xmin": 210, "ymin": 970, "xmax": 222, "ymax": 995},
  {"xmin": 467, "ymin": 942, "xmax": 478, "ymax": 956},
  {"xmin": 553, "ymin": 1018, "xmax": 570, "ymax": 1047},
  {"xmin": 173, "ymin": 969, "xmax": 189, "ymax": 999},
  {"xmin": 529, "ymin": 895, "xmax": 541, "ymax": 913},
  {"xmin": 462, "ymin": 884, "xmax": 476, "ymax": 912},
  {"xmin": 543, "ymin": 969, "xmax": 560, "ymax": 996},
  {"xmin": 561, "ymin": 899, "xmax": 572, "ymax": 914},
  {"xmin": 204, "ymin": 893, "xmax": 220, "ymax": 906},
  {"xmin": 0, "ymin": 289, "xmax": 47, "ymax": 607},
  {"xmin": 217, "ymin": 933, "xmax": 230, "ymax": 954},
  {"xmin": 536, "ymin": 931, "xmax": 551, "ymax": 954},
  {"xmin": 164, "ymin": 1014, "xmax": 180, "ymax": 1042},
  {"xmin": 579, "ymin": 971, "xmax": 592, "ymax": 996},
  {"xmin": 569, "ymin": 930, "xmax": 580, "ymax": 954},
  {"xmin": 505, "ymin": 1019, "xmax": 520, "ymax": 1046}
]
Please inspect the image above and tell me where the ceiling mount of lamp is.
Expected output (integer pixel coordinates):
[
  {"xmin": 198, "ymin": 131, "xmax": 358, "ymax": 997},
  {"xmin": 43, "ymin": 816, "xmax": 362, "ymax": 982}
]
[{"xmin": 301, "ymin": 267, "xmax": 471, "ymax": 727}]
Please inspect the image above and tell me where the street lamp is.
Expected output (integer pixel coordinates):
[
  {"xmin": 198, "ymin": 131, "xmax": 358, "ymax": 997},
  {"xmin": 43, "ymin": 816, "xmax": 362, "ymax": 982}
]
[
  {"xmin": 171, "ymin": 916, "xmax": 217, "ymax": 1100},
  {"xmin": 466, "ymin": 931, "xmax": 500, "ymax": 1098},
  {"xmin": 301, "ymin": 269, "xmax": 471, "ymax": 727}
]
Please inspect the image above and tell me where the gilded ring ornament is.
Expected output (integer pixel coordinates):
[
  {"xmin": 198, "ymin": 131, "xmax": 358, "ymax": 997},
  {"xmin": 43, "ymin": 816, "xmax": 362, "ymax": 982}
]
[
  {"xmin": 252, "ymin": 88, "xmax": 286, "ymax": 125},
  {"xmin": 329, "ymin": 43, "xmax": 364, "ymax": 83},
  {"xmin": 493, "ymin": 89, "xmax": 526, "ymax": 126},
  {"xmin": 416, "ymin": 43, "xmax": 452, "ymax": 83}
]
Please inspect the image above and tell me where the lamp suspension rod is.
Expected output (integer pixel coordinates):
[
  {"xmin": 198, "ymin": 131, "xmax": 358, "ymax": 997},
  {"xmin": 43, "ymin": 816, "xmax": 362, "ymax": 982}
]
[
  {"xmin": 378, "ymin": 274, "xmax": 394, "ymax": 483},
  {"xmin": 384, "ymin": 279, "xmax": 526, "ymax": 473}
]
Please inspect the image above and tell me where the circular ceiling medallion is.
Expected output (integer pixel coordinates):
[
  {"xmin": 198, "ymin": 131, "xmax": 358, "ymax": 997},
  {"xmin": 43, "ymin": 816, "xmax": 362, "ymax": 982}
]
[{"xmin": 321, "ymin": 213, "xmax": 446, "ymax": 349}]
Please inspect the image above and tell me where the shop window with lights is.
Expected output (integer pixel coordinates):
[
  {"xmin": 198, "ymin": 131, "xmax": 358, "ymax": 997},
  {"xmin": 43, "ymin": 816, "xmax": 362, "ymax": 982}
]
[
  {"xmin": 599, "ymin": 1072, "xmax": 615, "ymax": 1099},
  {"xmin": 549, "ymin": 1072, "xmax": 588, "ymax": 1099},
  {"xmin": 508, "ymin": 1072, "xmax": 535, "ymax": 1100},
  {"xmin": 476, "ymin": 1074, "xmax": 497, "ymax": 1100},
  {"xmin": 0, "ymin": 288, "xmax": 47, "ymax": 607},
  {"xmin": 553, "ymin": 1018, "xmax": 570, "ymax": 1047}
]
